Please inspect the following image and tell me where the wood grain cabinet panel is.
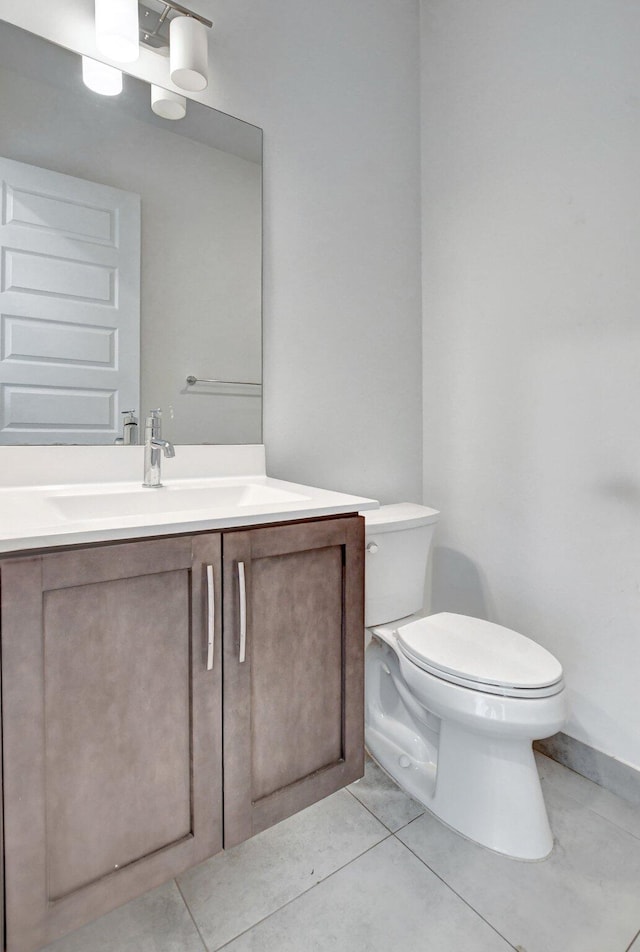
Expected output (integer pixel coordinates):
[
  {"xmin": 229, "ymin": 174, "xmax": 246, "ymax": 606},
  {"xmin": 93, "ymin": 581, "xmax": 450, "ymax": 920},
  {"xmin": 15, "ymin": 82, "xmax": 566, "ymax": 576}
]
[
  {"xmin": 0, "ymin": 535, "xmax": 223, "ymax": 952},
  {"xmin": 222, "ymin": 516, "xmax": 365, "ymax": 847},
  {"xmin": 0, "ymin": 515, "xmax": 364, "ymax": 951}
]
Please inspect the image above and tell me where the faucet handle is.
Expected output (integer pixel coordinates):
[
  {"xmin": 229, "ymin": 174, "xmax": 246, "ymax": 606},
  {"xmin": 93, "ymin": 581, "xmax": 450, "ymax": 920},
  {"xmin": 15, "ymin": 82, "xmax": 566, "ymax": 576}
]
[{"xmin": 145, "ymin": 408, "xmax": 162, "ymax": 430}]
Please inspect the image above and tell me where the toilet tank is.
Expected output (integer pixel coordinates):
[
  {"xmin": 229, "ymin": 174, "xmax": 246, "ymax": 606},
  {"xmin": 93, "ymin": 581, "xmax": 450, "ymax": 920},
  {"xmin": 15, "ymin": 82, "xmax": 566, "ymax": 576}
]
[{"xmin": 362, "ymin": 503, "xmax": 440, "ymax": 627}]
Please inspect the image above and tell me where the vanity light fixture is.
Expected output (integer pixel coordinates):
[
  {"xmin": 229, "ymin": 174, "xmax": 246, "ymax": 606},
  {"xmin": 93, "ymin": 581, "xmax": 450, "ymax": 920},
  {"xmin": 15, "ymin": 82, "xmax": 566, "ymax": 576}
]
[
  {"xmin": 88, "ymin": 2, "xmax": 213, "ymax": 112},
  {"xmin": 95, "ymin": 0, "xmax": 140, "ymax": 63},
  {"xmin": 82, "ymin": 56, "xmax": 124, "ymax": 96},
  {"xmin": 151, "ymin": 84, "xmax": 187, "ymax": 119},
  {"xmin": 140, "ymin": 2, "xmax": 213, "ymax": 91},
  {"xmin": 169, "ymin": 15, "xmax": 208, "ymax": 91}
]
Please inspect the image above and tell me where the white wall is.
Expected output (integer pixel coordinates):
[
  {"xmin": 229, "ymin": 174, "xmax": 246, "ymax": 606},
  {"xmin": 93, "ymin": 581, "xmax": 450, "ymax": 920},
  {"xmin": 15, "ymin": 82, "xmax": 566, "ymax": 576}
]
[
  {"xmin": 421, "ymin": 0, "xmax": 640, "ymax": 769},
  {"xmin": 211, "ymin": 0, "xmax": 423, "ymax": 500},
  {"xmin": 0, "ymin": 0, "xmax": 423, "ymax": 501}
]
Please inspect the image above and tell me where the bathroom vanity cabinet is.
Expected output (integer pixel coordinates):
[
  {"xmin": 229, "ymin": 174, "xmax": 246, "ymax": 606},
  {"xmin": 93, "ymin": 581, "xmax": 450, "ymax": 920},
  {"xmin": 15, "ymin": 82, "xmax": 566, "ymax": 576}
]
[{"xmin": 0, "ymin": 514, "xmax": 364, "ymax": 952}]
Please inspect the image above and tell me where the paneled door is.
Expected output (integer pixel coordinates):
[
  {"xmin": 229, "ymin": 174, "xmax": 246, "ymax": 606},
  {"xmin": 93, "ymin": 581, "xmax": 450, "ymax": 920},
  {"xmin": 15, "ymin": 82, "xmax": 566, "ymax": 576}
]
[
  {"xmin": 0, "ymin": 156, "xmax": 140, "ymax": 443},
  {"xmin": 222, "ymin": 516, "xmax": 365, "ymax": 847},
  {"xmin": 0, "ymin": 534, "xmax": 222, "ymax": 952}
]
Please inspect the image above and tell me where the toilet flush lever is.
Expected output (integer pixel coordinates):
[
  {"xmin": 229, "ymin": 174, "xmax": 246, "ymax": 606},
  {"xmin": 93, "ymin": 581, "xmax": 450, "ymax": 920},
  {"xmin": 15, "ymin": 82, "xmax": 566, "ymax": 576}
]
[{"xmin": 367, "ymin": 542, "xmax": 379, "ymax": 554}]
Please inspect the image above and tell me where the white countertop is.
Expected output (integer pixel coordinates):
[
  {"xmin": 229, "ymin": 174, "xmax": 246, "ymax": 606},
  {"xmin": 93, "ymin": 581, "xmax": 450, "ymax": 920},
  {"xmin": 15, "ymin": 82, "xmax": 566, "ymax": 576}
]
[{"xmin": 0, "ymin": 445, "xmax": 378, "ymax": 554}]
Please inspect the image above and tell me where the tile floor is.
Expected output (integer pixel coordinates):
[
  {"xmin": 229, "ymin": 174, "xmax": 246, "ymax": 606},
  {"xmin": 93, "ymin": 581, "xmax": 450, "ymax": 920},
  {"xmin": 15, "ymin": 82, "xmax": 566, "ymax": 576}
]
[{"xmin": 43, "ymin": 753, "xmax": 640, "ymax": 952}]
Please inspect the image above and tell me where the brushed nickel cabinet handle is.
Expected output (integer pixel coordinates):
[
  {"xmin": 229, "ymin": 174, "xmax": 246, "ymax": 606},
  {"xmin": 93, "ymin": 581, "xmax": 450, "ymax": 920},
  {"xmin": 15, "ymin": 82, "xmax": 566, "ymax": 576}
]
[
  {"xmin": 238, "ymin": 561, "xmax": 247, "ymax": 663},
  {"xmin": 206, "ymin": 564, "xmax": 215, "ymax": 670}
]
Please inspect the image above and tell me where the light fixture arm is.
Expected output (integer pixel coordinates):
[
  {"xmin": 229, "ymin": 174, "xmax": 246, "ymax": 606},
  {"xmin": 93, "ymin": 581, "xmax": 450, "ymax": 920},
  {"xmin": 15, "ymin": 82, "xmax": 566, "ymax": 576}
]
[
  {"xmin": 157, "ymin": 5, "xmax": 171, "ymax": 29},
  {"xmin": 155, "ymin": 1, "xmax": 212, "ymax": 29}
]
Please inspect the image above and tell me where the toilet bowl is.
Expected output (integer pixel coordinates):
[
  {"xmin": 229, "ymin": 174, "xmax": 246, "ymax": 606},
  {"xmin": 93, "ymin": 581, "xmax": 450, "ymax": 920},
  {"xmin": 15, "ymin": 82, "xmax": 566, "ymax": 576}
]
[{"xmin": 363, "ymin": 504, "xmax": 567, "ymax": 861}]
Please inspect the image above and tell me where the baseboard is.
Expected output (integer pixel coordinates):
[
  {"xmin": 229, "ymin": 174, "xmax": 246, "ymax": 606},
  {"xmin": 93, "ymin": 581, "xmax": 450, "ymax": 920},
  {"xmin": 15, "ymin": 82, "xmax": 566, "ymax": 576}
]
[{"xmin": 534, "ymin": 733, "xmax": 640, "ymax": 806}]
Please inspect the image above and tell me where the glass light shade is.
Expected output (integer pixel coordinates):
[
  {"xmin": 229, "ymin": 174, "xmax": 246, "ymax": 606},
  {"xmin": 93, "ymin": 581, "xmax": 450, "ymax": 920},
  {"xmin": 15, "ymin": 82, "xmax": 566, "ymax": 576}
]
[
  {"xmin": 151, "ymin": 85, "xmax": 187, "ymax": 120},
  {"xmin": 82, "ymin": 56, "xmax": 123, "ymax": 96},
  {"xmin": 170, "ymin": 16, "xmax": 208, "ymax": 92},
  {"xmin": 95, "ymin": 0, "xmax": 139, "ymax": 63}
]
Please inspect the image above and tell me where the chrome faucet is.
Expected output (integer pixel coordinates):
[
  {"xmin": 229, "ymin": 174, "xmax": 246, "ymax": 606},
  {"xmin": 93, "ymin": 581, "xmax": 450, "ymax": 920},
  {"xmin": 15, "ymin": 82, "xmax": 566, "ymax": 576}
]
[
  {"xmin": 143, "ymin": 409, "xmax": 175, "ymax": 488},
  {"xmin": 114, "ymin": 409, "xmax": 138, "ymax": 445}
]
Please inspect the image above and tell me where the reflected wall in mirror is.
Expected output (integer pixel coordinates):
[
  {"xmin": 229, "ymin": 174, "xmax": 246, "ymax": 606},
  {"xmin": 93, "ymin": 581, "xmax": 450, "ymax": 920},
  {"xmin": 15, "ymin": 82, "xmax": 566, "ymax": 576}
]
[{"xmin": 0, "ymin": 21, "xmax": 262, "ymax": 445}]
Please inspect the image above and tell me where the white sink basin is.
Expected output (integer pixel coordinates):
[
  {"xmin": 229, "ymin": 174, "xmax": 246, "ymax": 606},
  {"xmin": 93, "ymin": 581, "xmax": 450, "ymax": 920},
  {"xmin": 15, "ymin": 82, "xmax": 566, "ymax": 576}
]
[
  {"xmin": 49, "ymin": 480, "xmax": 311, "ymax": 522},
  {"xmin": 0, "ymin": 446, "xmax": 379, "ymax": 553}
]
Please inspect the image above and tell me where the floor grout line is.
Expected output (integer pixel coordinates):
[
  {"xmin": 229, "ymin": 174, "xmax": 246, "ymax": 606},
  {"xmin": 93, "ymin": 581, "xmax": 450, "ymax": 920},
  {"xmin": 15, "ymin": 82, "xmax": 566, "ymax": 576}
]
[
  {"xmin": 174, "ymin": 876, "xmax": 210, "ymax": 952},
  {"xmin": 345, "ymin": 787, "xmax": 427, "ymax": 835},
  {"xmin": 624, "ymin": 927, "xmax": 640, "ymax": 952},
  {"xmin": 537, "ymin": 754, "xmax": 640, "ymax": 845},
  {"xmin": 545, "ymin": 786, "xmax": 640, "ymax": 848},
  {"xmin": 345, "ymin": 782, "xmax": 425, "ymax": 835},
  {"xmin": 211, "ymin": 832, "xmax": 395, "ymax": 951},
  {"xmin": 558, "ymin": 795, "xmax": 640, "ymax": 845},
  {"xmin": 395, "ymin": 826, "xmax": 520, "ymax": 952},
  {"xmin": 208, "ymin": 818, "xmax": 519, "ymax": 952},
  {"xmin": 535, "ymin": 751, "xmax": 640, "ymax": 812},
  {"xmin": 553, "ymin": 797, "xmax": 640, "ymax": 846}
]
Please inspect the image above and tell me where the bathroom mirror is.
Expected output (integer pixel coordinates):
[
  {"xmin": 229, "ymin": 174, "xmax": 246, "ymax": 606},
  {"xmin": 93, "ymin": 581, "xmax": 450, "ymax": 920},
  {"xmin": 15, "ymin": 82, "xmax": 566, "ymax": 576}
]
[{"xmin": 0, "ymin": 21, "xmax": 262, "ymax": 445}]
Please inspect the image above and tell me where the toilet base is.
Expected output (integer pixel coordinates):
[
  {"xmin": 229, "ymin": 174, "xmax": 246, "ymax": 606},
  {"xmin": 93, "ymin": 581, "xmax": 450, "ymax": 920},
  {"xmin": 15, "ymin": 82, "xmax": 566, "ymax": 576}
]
[
  {"xmin": 366, "ymin": 721, "xmax": 555, "ymax": 861},
  {"xmin": 365, "ymin": 639, "xmax": 557, "ymax": 861},
  {"xmin": 365, "ymin": 724, "xmax": 437, "ymax": 804},
  {"xmin": 433, "ymin": 721, "xmax": 554, "ymax": 860}
]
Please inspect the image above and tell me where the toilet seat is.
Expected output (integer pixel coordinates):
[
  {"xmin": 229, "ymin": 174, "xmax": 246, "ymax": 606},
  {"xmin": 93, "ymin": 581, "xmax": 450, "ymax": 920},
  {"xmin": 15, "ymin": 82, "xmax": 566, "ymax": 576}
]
[{"xmin": 395, "ymin": 612, "xmax": 565, "ymax": 699}]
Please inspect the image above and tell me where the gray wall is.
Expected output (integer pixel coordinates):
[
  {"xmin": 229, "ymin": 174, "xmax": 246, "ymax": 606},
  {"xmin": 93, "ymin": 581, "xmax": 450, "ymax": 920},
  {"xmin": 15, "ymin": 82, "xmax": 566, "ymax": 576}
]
[
  {"xmin": 214, "ymin": 0, "xmax": 424, "ymax": 500},
  {"xmin": 420, "ymin": 0, "xmax": 640, "ymax": 770}
]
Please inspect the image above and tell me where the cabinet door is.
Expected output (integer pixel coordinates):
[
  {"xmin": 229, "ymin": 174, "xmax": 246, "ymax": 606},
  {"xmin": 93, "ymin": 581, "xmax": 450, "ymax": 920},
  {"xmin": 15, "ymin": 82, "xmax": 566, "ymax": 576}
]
[
  {"xmin": 222, "ymin": 516, "xmax": 364, "ymax": 847},
  {"xmin": 0, "ymin": 534, "xmax": 223, "ymax": 952}
]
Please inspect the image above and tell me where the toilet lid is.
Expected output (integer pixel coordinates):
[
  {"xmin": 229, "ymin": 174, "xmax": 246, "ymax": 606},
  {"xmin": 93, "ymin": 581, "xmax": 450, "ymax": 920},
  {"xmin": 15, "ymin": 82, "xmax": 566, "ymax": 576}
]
[{"xmin": 396, "ymin": 613, "xmax": 563, "ymax": 695}]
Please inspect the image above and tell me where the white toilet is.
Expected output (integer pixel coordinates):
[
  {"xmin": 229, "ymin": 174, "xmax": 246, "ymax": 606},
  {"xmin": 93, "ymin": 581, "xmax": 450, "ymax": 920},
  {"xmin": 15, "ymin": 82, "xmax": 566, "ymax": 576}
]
[{"xmin": 363, "ymin": 503, "xmax": 567, "ymax": 861}]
